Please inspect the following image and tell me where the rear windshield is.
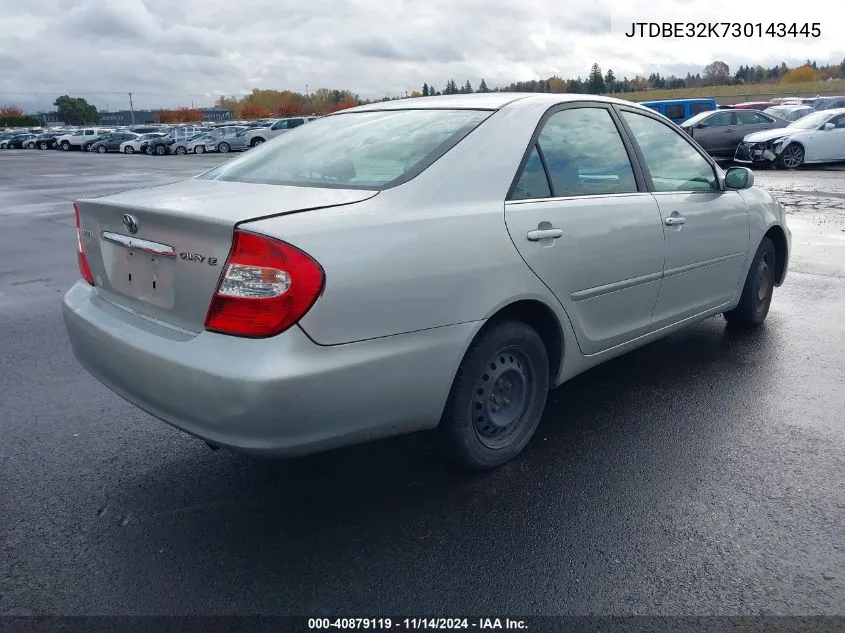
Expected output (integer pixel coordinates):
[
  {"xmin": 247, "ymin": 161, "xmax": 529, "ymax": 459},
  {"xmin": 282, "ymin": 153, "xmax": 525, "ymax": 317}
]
[{"xmin": 198, "ymin": 109, "xmax": 492, "ymax": 190}]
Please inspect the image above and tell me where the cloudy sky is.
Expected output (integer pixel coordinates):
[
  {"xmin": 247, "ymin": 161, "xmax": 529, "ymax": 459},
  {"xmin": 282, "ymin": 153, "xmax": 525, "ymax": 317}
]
[{"xmin": 1, "ymin": 0, "xmax": 843, "ymax": 112}]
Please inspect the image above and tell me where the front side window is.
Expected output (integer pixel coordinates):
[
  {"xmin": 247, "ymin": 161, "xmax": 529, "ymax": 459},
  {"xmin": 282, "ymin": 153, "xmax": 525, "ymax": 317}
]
[
  {"xmin": 531, "ymin": 107, "xmax": 637, "ymax": 197},
  {"xmin": 698, "ymin": 111, "xmax": 733, "ymax": 127},
  {"xmin": 621, "ymin": 110, "xmax": 718, "ymax": 193},
  {"xmin": 271, "ymin": 120, "xmax": 287, "ymax": 130},
  {"xmin": 199, "ymin": 109, "xmax": 492, "ymax": 189}
]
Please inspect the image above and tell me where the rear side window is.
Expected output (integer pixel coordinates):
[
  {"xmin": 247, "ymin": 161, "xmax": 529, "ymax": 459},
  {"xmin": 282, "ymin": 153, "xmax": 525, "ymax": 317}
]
[
  {"xmin": 511, "ymin": 146, "xmax": 551, "ymax": 200},
  {"xmin": 690, "ymin": 102, "xmax": 713, "ymax": 115},
  {"xmin": 200, "ymin": 109, "xmax": 492, "ymax": 190},
  {"xmin": 664, "ymin": 104, "xmax": 686, "ymax": 120},
  {"xmin": 735, "ymin": 111, "xmax": 770, "ymax": 125},
  {"xmin": 530, "ymin": 107, "xmax": 637, "ymax": 197}
]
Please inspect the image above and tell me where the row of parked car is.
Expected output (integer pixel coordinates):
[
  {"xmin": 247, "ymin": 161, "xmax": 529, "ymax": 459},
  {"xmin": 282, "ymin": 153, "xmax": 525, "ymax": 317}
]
[
  {"xmin": 640, "ymin": 95, "xmax": 845, "ymax": 169},
  {"xmin": 0, "ymin": 116, "xmax": 319, "ymax": 156}
]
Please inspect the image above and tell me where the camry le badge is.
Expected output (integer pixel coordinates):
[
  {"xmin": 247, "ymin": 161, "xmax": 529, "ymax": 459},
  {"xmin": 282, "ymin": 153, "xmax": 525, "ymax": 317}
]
[{"xmin": 122, "ymin": 214, "xmax": 139, "ymax": 234}]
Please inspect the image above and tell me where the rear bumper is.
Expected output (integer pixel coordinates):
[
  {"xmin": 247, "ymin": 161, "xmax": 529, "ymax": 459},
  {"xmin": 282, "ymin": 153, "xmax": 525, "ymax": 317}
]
[{"xmin": 62, "ymin": 282, "xmax": 477, "ymax": 456}]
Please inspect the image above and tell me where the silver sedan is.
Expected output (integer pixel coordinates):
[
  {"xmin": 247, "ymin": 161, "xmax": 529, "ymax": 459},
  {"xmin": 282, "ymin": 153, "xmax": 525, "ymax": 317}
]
[{"xmin": 63, "ymin": 93, "xmax": 791, "ymax": 470}]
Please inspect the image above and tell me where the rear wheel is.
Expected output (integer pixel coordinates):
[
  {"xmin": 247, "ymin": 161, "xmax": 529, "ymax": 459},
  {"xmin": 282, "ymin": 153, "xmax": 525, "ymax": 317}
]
[
  {"xmin": 155, "ymin": 145, "xmax": 166, "ymax": 156},
  {"xmin": 61, "ymin": 141, "xmax": 70, "ymax": 151},
  {"xmin": 97, "ymin": 145, "xmax": 107, "ymax": 153},
  {"xmin": 439, "ymin": 320, "xmax": 550, "ymax": 470},
  {"xmin": 218, "ymin": 142, "xmax": 230, "ymax": 153},
  {"xmin": 144, "ymin": 145, "xmax": 154, "ymax": 155},
  {"xmin": 124, "ymin": 146, "xmax": 134, "ymax": 154},
  {"xmin": 195, "ymin": 145, "xmax": 205, "ymax": 154},
  {"xmin": 724, "ymin": 237, "xmax": 777, "ymax": 327},
  {"xmin": 777, "ymin": 143, "xmax": 804, "ymax": 170},
  {"xmin": 27, "ymin": 142, "xmax": 36, "ymax": 149},
  {"xmin": 39, "ymin": 142, "xmax": 49, "ymax": 150},
  {"xmin": 174, "ymin": 146, "xmax": 187, "ymax": 155}
]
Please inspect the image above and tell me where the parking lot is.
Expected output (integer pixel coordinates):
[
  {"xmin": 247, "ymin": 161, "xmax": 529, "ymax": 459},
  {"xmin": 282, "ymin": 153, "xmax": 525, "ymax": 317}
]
[{"xmin": 1, "ymin": 150, "xmax": 844, "ymax": 616}]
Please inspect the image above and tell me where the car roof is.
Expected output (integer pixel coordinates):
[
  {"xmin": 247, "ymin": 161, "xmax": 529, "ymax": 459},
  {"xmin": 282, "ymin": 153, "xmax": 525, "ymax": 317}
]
[{"xmin": 347, "ymin": 92, "xmax": 662, "ymax": 113}]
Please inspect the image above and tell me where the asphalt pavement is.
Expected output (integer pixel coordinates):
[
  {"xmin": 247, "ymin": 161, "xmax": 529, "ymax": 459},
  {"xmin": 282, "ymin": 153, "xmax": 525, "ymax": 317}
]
[{"xmin": 1, "ymin": 150, "xmax": 844, "ymax": 616}]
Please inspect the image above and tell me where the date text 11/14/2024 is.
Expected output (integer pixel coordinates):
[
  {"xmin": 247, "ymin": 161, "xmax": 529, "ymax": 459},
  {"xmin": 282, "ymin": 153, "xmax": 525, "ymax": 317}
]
[
  {"xmin": 308, "ymin": 618, "xmax": 528, "ymax": 630},
  {"xmin": 624, "ymin": 22, "xmax": 821, "ymax": 38}
]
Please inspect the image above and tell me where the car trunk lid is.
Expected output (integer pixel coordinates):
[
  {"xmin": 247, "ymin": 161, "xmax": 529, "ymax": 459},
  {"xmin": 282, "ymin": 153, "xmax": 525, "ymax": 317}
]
[{"xmin": 76, "ymin": 177, "xmax": 377, "ymax": 333}]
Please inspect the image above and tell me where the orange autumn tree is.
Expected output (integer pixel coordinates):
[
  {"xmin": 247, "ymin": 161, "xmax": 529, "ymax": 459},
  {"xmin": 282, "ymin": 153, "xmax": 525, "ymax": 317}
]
[
  {"xmin": 0, "ymin": 105, "xmax": 24, "ymax": 117},
  {"xmin": 156, "ymin": 107, "xmax": 203, "ymax": 123},
  {"xmin": 328, "ymin": 97, "xmax": 359, "ymax": 113},
  {"xmin": 239, "ymin": 102, "xmax": 271, "ymax": 119}
]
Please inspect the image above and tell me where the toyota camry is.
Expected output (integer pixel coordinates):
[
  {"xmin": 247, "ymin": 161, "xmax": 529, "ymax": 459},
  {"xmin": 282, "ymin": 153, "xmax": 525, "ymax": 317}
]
[{"xmin": 63, "ymin": 93, "xmax": 790, "ymax": 470}]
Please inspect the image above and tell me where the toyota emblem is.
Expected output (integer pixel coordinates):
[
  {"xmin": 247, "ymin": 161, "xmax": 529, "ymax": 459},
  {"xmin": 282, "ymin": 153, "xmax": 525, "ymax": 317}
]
[{"xmin": 122, "ymin": 214, "xmax": 139, "ymax": 234}]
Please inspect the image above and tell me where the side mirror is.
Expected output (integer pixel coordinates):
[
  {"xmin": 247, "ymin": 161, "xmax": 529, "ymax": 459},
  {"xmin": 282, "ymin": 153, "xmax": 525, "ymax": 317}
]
[
  {"xmin": 725, "ymin": 166, "xmax": 754, "ymax": 190},
  {"xmin": 823, "ymin": 122, "xmax": 835, "ymax": 131}
]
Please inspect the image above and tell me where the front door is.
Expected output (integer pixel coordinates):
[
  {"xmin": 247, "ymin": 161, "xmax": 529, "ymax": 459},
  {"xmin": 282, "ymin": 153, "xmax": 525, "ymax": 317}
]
[
  {"xmin": 691, "ymin": 110, "xmax": 736, "ymax": 155},
  {"xmin": 814, "ymin": 113, "xmax": 845, "ymax": 161},
  {"xmin": 504, "ymin": 104, "xmax": 665, "ymax": 355},
  {"xmin": 618, "ymin": 108, "xmax": 750, "ymax": 328}
]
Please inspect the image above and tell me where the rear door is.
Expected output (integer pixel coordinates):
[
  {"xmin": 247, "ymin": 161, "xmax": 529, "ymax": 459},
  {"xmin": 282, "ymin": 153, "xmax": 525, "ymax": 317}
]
[
  {"xmin": 504, "ymin": 103, "xmax": 665, "ymax": 355},
  {"xmin": 617, "ymin": 107, "xmax": 750, "ymax": 328}
]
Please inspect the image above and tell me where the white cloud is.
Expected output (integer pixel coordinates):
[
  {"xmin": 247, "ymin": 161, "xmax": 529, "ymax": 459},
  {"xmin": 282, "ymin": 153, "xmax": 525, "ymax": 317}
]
[{"xmin": 0, "ymin": 0, "xmax": 842, "ymax": 112}]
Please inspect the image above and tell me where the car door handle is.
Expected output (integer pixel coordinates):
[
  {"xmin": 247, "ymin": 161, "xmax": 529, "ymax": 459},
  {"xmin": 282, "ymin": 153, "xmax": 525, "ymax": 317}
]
[
  {"xmin": 527, "ymin": 228, "xmax": 563, "ymax": 241},
  {"xmin": 664, "ymin": 216, "xmax": 686, "ymax": 226}
]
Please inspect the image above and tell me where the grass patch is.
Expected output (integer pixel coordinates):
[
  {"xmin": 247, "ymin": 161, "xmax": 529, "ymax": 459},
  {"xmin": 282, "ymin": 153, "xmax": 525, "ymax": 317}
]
[{"xmin": 613, "ymin": 80, "xmax": 845, "ymax": 102}]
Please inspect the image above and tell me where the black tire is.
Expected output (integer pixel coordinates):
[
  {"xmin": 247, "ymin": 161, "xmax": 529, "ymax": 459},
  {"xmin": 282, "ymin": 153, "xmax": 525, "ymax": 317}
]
[
  {"xmin": 61, "ymin": 141, "xmax": 70, "ymax": 151},
  {"xmin": 777, "ymin": 143, "xmax": 804, "ymax": 170},
  {"xmin": 39, "ymin": 142, "xmax": 49, "ymax": 150},
  {"xmin": 439, "ymin": 319, "xmax": 550, "ymax": 470},
  {"xmin": 155, "ymin": 145, "xmax": 166, "ymax": 156},
  {"xmin": 250, "ymin": 138, "xmax": 264, "ymax": 147},
  {"xmin": 124, "ymin": 146, "xmax": 134, "ymax": 154},
  {"xmin": 27, "ymin": 142, "xmax": 36, "ymax": 149},
  {"xmin": 195, "ymin": 145, "xmax": 205, "ymax": 154},
  {"xmin": 174, "ymin": 146, "xmax": 187, "ymax": 155},
  {"xmin": 97, "ymin": 145, "xmax": 107, "ymax": 153},
  {"xmin": 724, "ymin": 237, "xmax": 777, "ymax": 328},
  {"xmin": 144, "ymin": 146, "xmax": 154, "ymax": 155},
  {"xmin": 218, "ymin": 142, "xmax": 230, "ymax": 153}
]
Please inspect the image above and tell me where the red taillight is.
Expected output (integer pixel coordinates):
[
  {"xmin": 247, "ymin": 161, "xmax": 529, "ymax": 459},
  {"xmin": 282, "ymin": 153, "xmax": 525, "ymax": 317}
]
[
  {"xmin": 74, "ymin": 203, "xmax": 95, "ymax": 286},
  {"xmin": 204, "ymin": 230, "xmax": 325, "ymax": 338}
]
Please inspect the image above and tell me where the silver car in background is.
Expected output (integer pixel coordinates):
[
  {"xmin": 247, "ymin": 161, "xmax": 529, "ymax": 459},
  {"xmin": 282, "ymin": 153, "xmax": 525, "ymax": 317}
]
[
  {"xmin": 763, "ymin": 105, "xmax": 814, "ymax": 123},
  {"xmin": 63, "ymin": 94, "xmax": 790, "ymax": 470}
]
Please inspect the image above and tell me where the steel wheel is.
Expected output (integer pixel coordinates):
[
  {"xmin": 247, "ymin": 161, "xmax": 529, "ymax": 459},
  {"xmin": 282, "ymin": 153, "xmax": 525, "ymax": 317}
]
[
  {"xmin": 195, "ymin": 145, "xmax": 205, "ymax": 154},
  {"xmin": 724, "ymin": 236, "xmax": 777, "ymax": 327},
  {"xmin": 471, "ymin": 347, "xmax": 534, "ymax": 449},
  {"xmin": 439, "ymin": 319, "xmax": 550, "ymax": 470}
]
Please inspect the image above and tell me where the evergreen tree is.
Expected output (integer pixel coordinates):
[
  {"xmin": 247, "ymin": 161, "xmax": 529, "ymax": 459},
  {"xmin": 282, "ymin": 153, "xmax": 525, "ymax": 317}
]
[
  {"xmin": 604, "ymin": 69, "xmax": 616, "ymax": 92},
  {"xmin": 463, "ymin": 80, "xmax": 473, "ymax": 93},
  {"xmin": 478, "ymin": 78, "xmax": 489, "ymax": 93},
  {"xmin": 588, "ymin": 63, "xmax": 606, "ymax": 93},
  {"xmin": 422, "ymin": 83, "xmax": 429, "ymax": 97}
]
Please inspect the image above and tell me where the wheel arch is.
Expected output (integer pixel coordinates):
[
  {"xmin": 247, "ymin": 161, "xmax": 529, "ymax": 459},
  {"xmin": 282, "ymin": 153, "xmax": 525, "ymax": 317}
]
[
  {"xmin": 764, "ymin": 224, "xmax": 789, "ymax": 286},
  {"xmin": 476, "ymin": 299, "xmax": 565, "ymax": 384}
]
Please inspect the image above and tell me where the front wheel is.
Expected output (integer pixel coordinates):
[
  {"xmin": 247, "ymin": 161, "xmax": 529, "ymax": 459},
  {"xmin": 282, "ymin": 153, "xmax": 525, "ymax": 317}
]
[
  {"xmin": 144, "ymin": 146, "xmax": 154, "ymax": 155},
  {"xmin": 174, "ymin": 146, "xmax": 187, "ymax": 155},
  {"xmin": 155, "ymin": 145, "xmax": 166, "ymax": 156},
  {"xmin": 439, "ymin": 319, "xmax": 550, "ymax": 470},
  {"xmin": 218, "ymin": 142, "xmax": 230, "ymax": 153},
  {"xmin": 724, "ymin": 237, "xmax": 777, "ymax": 328},
  {"xmin": 777, "ymin": 143, "xmax": 804, "ymax": 170},
  {"xmin": 124, "ymin": 146, "xmax": 134, "ymax": 154},
  {"xmin": 250, "ymin": 138, "xmax": 264, "ymax": 147},
  {"xmin": 27, "ymin": 142, "xmax": 36, "ymax": 149},
  {"xmin": 97, "ymin": 145, "xmax": 107, "ymax": 153},
  {"xmin": 61, "ymin": 141, "xmax": 70, "ymax": 151},
  {"xmin": 194, "ymin": 145, "xmax": 205, "ymax": 154},
  {"xmin": 39, "ymin": 142, "xmax": 49, "ymax": 150}
]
